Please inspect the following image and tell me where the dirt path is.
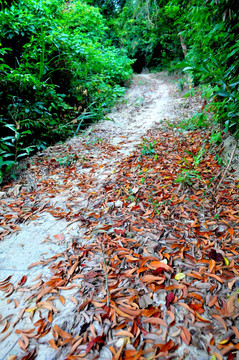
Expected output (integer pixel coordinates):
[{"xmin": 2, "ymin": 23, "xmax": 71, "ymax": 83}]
[
  {"xmin": 0, "ymin": 72, "xmax": 180, "ymax": 359},
  {"xmin": 0, "ymin": 73, "xmax": 238, "ymax": 360}
]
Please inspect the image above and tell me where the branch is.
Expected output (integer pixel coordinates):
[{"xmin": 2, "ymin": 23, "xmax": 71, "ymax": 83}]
[
  {"xmin": 216, "ymin": 142, "xmax": 237, "ymax": 193},
  {"xmin": 101, "ymin": 244, "xmax": 110, "ymax": 307}
]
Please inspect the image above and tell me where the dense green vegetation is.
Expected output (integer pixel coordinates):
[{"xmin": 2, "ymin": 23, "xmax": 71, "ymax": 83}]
[
  {"xmin": 173, "ymin": 0, "xmax": 239, "ymax": 137},
  {"xmin": 0, "ymin": 0, "xmax": 133, "ymax": 181},
  {"xmin": 0, "ymin": 0, "xmax": 238, "ymax": 182}
]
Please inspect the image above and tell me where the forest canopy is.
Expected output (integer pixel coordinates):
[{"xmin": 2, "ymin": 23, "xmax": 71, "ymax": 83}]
[{"xmin": 0, "ymin": 0, "xmax": 238, "ymax": 182}]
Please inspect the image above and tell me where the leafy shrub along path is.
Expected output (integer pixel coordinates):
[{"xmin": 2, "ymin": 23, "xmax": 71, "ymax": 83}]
[{"xmin": 0, "ymin": 73, "xmax": 238, "ymax": 360}]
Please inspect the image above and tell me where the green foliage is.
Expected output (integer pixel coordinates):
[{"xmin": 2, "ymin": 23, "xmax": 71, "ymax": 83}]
[
  {"xmin": 0, "ymin": 124, "xmax": 34, "ymax": 181},
  {"xmin": 109, "ymin": 0, "xmax": 183, "ymax": 72},
  {"xmin": 210, "ymin": 132, "xmax": 222, "ymax": 144},
  {"xmin": 1, "ymin": 0, "xmax": 238, "ymax": 182},
  {"xmin": 175, "ymin": 146, "xmax": 205, "ymax": 187},
  {"xmin": 179, "ymin": 113, "xmax": 210, "ymax": 131},
  {"xmin": 176, "ymin": 78, "xmax": 186, "ymax": 91},
  {"xmin": 55, "ymin": 154, "xmax": 78, "ymax": 167},
  {"xmin": 0, "ymin": 0, "xmax": 133, "ymax": 182},
  {"xmin": 170, "ymin": 0, "xmax": 239, "ymax": 137},
  {"xmin": 85, "ymin": 0, "xmax": 126, "ymax": 18},
  {"xmin": 140, "ymin": 139, "xmax": 156, "ymax": 156},
  {"xmin": 185, "ymin": 146, "xmax": 205, "ymax": 167},
  {"xmin": 174, "ymin": 169, "xmax": 201, "ymax": 186}
]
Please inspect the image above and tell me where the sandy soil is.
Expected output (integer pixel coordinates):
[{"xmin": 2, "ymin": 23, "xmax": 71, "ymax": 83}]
[{"xmin": 0, "ymin": 72, "xmax": 212, "ymax": 360}]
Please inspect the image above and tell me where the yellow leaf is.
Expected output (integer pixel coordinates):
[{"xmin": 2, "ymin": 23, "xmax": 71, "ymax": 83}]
[
  {"xmin": 25, "ymin": 306, "xmax": 38, "ymax": 312},
  {"xmin": 175, "ymin": 273, "xmax": 186, "ymax": 280},
  {"xmin": 218, "ymin": 338, "xmax": 229, "ymax": 345},
  {"xmin": 224, "ymin": 257, "xmax": 229, "ymax": 266}
]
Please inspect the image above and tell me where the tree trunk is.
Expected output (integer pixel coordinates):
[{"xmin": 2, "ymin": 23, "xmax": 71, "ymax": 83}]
[{"xmin": 179, "ymin": 34, "xmax": 187, "ymax": 58}]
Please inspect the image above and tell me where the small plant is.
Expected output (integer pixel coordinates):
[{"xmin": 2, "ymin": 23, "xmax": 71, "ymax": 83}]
[
  {"xmin": 135, "ymin": 97, "xmax": 145, "ymax": 107},
  {"xmin": 86, "ymin": 137, "xmax": 103, "ymax": 146},
  {"xmin": 138, "ymin": 167, "xmax": 149, "ymax": 184},
  {"xmin": 210, "ymin": 132, "xmax": 222, "ymax": 144},
  {"xmin": 185, "ymin": 146, "xmax": 205, "ymax": 167},
  {"xmin": 56, "ymin": 154, "xmax": 78, "ymax": 167},
  {"xmin": 0, "ymin": 125, "xmax": 34, "ymax": 183},
  {"xmin": 127, "ymin": 193, "xmax": 135, "ymax": 202},
  {"xmin": 205, "ymin": 176, "xmax": 215, "ymax": 189},
  {"xmin": 179, "ymin": 112, "xmax": 210, "ymax": 131},
  {"xmin": 214, "ymin": 154, "xmax": 223, "ymax": 165},
  {"xmin": 174, "ymin": 169, "xmax": 201, "ymax": 186},
  {"xmin": 177, "ymin": 78, "xmax": 186, "ymax": 91},
  {"xmin": 184, "ymin": 87, "xmax": 195, "ymax": 98},
  {"xmin": 137, "ymin": 80, "xmax": 146, "ymax": 85},
  {"xmin": 140, "ymin": 139, "xmax": 156, "ymax": 156}
]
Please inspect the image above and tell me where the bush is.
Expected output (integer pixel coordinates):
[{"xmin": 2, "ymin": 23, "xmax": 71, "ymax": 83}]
[
  {"xmin": 0, "ymin": 0, "xmax": 133, "ymax": 181},
  {"xmin": 176, "ymin": 0, "xmax": 239, "ymax": 137}
]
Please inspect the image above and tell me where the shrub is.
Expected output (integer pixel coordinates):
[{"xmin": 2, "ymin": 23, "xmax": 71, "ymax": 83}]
[{"xmin": 0, "ymin": 0, "xmax": 133, "ymax": 181}]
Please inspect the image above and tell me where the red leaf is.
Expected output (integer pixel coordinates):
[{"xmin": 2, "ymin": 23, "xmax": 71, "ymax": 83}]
[
  {"xmin": 208, "ymin": 249, "xmax": 223, "ymax": 262},
  {"xmin": 85, "ymin": 336, "xmax": 105, "ymax": 354},
  {"xmin": 18, "ymin": 275, "xmax": 27, "ymax": 286},
  {"xmin": 152, "ymin": 267, "xmax": 166, "ymax": 275},
  {"xmin": 114, "ymin": 229, "xmax": 126, "ymax": 236},
  {"xmin": 135, "ymin": 318, "xmax": 148, "ymax": 335},
  {"xmin": 165, "ymin": 292, "xmax": 175, "ymax": 308}
]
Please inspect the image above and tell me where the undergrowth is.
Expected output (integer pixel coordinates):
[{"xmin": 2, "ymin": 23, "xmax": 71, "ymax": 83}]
[{"xmin": 0, "ymin": 0, "xmax": 133, "ymax": 182}]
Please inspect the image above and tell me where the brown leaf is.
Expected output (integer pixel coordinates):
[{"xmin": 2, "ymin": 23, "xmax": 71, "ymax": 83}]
[
  {"xmin": 52, "ymin": 324, "xmax": 72, "ymax": 340},
  {"xmin": 85, "ymin": 335, "xmax": 105, "ymax": 355},
  {"xmin": 115, "ymin": 330, "xmax": 134, "ymax": 338},
  {"xmin": 143, "ymin": 317, "xmax": 167, "ymax": 327},
  {"xmin": 111, "ymin": 302, "xmax": 133, "ymax": 319},
  {"xmin": 212, "ymin": 314, "xmax": 227, "ymax": 331},
  {"xmin": 118, "ymin": 306, "xmax": 141, "ymax": 317},
  {"xmin": 226, "ymin": 293, "xmax": 239, "ymax": 317},
  {"xmin": 53, "ymin": 234, "xmax": 65, "ymax": 241},
  {"xmin": 180, "ymin": 326, "xmax": 191, "ymax": 345},
  {"xmin": 48, "ymin": 338, "xmax": 58, "ymax": 349},
  {"xmin": 140, "ymin": 275, "xmax": 165, "ymax": 284},
  {"xmin": 59, "ymin": 295, "xmax": 65, "ymax": 304},
  {"xmin": 149, "ymin": 260, "xmax": 173, "ymax": 272}
]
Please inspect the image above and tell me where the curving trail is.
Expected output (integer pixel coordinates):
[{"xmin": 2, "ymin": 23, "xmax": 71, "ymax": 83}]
[
  {"xmin": 0, "ymin": 73, "xmax": 238, "ymax": 360},
  {"xmin": 0, "ymin": 73, "xmax": 181, "ymax": 359}
]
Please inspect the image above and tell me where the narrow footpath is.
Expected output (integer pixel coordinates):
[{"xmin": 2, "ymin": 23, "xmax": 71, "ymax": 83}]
[{"xmin": 0, "ymin": 73, "xmax": 238, "ymax": 360}]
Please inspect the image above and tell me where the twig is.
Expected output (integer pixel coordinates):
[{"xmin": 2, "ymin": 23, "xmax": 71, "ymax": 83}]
[
  {"xmin": 101, "ymin": 244, "xmax": 110, "ymax": 307},
  {"xmin": 216, "ymin": 142, "xmax": 237, "ymax": 193}
]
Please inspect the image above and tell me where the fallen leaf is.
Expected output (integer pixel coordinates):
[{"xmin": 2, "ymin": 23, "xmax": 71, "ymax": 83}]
[
  {"xmin": 53, "ymin": 234, "xmax": 65, "ymax": 241},
  {"xmin": 85, "ymin": 336, "xmax": 105, "ymax": 354},
  {"xmin": 180, "ymin": 326, "xmax": 191, "ymax": 345},
  {"xmin": 165, "ymin": 292, "xmax": 175, "ymax": 308},
  {"xmin": 175, "ymin": 273, "xmax": 186, "ymax": 280}
]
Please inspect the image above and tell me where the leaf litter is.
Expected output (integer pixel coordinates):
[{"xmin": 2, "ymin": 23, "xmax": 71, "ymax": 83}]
[{"xmin": 0, "ymin": 73, "xmax": 239, "ymax": 359}]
